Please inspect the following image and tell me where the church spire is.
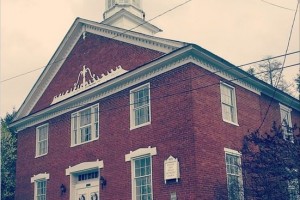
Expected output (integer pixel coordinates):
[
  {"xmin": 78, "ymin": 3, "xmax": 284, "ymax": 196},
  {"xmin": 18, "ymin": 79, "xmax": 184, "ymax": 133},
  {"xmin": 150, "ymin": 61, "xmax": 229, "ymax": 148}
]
[{"xmin": 102, "ymin": 0, "xmax": 161, "ymax": 35}]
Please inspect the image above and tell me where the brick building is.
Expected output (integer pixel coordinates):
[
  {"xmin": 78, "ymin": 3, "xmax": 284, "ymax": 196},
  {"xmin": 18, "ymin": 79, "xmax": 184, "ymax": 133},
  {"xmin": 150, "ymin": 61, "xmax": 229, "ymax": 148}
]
[{"xmin": 10, "ymin": 1, "xmax": 300, "ymax": 200}]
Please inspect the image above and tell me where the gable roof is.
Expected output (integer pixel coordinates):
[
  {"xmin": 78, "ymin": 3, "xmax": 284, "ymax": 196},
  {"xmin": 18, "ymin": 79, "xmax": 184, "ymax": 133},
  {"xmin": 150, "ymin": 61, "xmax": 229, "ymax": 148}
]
[
  {"xmin": 13, "ymin": 17, "xmax": 186, "ymax": 122},
  {"xmin": 11, "ymin": 18, "xmax": 299, "ymax": 130}
]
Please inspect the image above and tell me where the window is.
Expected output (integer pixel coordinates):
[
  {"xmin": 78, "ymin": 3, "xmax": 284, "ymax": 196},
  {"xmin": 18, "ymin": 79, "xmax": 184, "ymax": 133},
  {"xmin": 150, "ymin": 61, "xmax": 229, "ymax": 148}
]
[
  {"xmin": 130, "ymin": 83, "xmax": 151, "ymax": 129},
  {"xmin": 288, "ymin": 179, "xmax": 299, "ymax": 200},
  {"xmin": 31, "ymin": 173, "xmax": 49, "ymax": 200},
  {"xmin": 71, "ymin": 104, "xmax": 99, "ymax": 146},
  {"xmin": 225, "ymin": 148, "xmax": 243, "ymax": 200},
  {"xmin": 125, "ymin": 147, "xmax": 157, "ymax": 200},
  {"xmin": 280, "ymin": 104, "xmax": 293, "ymax": 142},
  {"xmin": 133, "ymin": 156, "xmax": 153, "ymax": 200},
  {"xmin": 36, "ymin": 124, "xmax": 48, "ymax": 157},
  {"xmin": 220, "ymin": 82, "xmax": 238, "ymax": 125},
  {"xmin": 36, "ymin": 180, "xmax": 47, "ymax": 200}
]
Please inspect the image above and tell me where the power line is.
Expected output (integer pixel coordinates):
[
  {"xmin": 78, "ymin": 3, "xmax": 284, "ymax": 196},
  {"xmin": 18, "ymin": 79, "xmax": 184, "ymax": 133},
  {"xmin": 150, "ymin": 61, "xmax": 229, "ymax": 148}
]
[
  {"xmin": 1, "ymin": 50, "xmax": 298, "ymax": 84},
  {"xmin": 0, "ymin": 0, "xmax": 192, "ymax": 84},
  {"xmin": 258, "ymin": 1, "xmax": 299, "ymax": 131},
  {"xmin": 26, "ymin": 62, "xmax": 299, "ymax": 123},
  {"xmin": 260, "ymin": 0, "xmax": 295, "ymax": 11}
]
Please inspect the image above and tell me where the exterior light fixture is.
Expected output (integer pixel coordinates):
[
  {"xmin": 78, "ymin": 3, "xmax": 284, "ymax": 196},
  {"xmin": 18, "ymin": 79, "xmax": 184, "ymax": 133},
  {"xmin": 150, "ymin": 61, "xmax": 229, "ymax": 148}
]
[
  {"xmin": 60, "ymin": 184, "xmax": 67, "ymax": 195},
  {"xmin": 100, "ymin": 176, "xmax": 107, "ymax": 189}
]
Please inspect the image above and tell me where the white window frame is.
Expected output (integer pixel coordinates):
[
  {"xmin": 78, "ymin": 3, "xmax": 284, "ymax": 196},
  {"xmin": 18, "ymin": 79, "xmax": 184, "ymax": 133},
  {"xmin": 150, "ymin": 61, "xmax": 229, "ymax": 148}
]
[
  {"xmin": 31, "ymin": 173, "xmax": 50, "ymax": 200},
  {"xmin": 35, "ymin": 124, "xmax": 49, "ymax": 158},
  {"xmin": 224, "ymin": 148, "xmax": 244, "ymax": 200},
  {"xmin": 220, "ymin": 82, "xmax": 238, "ymax": 126},
  {"xmin": 288, "ymin": 178, "xmax": 299, "ymax": 200},
  {"xmin": 279, "ymin": 104, "xmax": 293, "ymax": 142},
  {"xmin": 130, "ymin": 83, "xmax": 151, "ymax": 130},
  {"xmin": 125, "ymin": 147, "xmax": 157, "ymax": 200},
  {"xmin": 71, "ymin": 104, "xmax": 99, "ymax": 147}
]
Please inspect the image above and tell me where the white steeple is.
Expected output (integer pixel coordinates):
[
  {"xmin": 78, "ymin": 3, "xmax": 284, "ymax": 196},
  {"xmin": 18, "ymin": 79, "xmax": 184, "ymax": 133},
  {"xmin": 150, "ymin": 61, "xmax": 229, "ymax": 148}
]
[{"xmin": 102, "ymin": 0, "xmax": 161, "ymax": 35}]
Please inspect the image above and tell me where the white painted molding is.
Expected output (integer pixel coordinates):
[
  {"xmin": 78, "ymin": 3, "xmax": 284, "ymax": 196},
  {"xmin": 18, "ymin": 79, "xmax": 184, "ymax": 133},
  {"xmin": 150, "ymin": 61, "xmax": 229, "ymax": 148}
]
[
  {"xmin": 12, "ymin": 51, "xmax": 262, "ymax": 131},
  {"xmin": 31, "ymin": 173, "xmax": 50, "ymax": 183},
  {"xmin": 66, "ymin": 160, "xmax": 104, "ymax": 175},
  {"xmin": 125, "ymin": 146, "xmax": 157, "ymax": 162},
  {"xmin": 279, "ymin": 103, "xmax": 292, "ymax": 112},
  {"xmin": 224, "ymin": 148, "xmax": 242, "ymax": 156},
  {"xmin": 52, "ymin": 65, "xmax": 128, "ymax": 105}
]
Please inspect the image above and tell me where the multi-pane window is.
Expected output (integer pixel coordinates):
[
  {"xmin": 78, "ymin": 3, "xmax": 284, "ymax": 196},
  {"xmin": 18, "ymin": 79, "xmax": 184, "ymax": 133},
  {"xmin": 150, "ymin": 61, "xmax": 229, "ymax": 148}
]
[
  {"xmin": 133, "ymin": 156, "xmax": 153, "ymax": 200},
  {"xmin": 288, "ymin": 179, "xmax": 299, "ymax": 200},
  {"xmin": 280, "ymin": 104, "xmax": 293, "ymax": 142},
  {"xmin": 220, "ymin": 83, "xmax": 238, "ymax": 124},
  {"xmin": 71, "ymin": 104, "xmax": 99, "ymax": 146},
  {"xmin": 225, "ymin": 149, "xmax": 243, "ymax": 200},
  {"xmin": 36, "ymin": 180, "xmax": 47, "ymax": 200},
  {"xmin": 36, "ymin": 124, "xmax": 48, "ymax": 157},
  {"xmin": 130, "ymin": 83, "xmax": 151, "ymax": 129}
]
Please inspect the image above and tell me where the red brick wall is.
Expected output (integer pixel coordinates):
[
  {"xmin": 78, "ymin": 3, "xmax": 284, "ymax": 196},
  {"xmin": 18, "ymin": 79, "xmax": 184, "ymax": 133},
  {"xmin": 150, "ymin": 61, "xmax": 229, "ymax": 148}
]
[
  {"xmin": 15, "ymin": 63, "xmax": 300, "ymax": 200},
  {"xmin": 31, "ymin": 33, "xmax": 164, "ymax": 114}
]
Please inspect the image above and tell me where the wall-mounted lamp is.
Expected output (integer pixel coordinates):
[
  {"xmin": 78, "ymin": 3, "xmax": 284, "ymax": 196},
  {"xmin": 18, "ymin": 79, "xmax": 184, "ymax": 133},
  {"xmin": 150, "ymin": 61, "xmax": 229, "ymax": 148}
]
[
  {"xmin": 100, "ymin": 176, "xmax": 107, "ymax": 189},
  {"xmin": 60, "ymin": 184, "xmax": 67, "ymax": 195}
]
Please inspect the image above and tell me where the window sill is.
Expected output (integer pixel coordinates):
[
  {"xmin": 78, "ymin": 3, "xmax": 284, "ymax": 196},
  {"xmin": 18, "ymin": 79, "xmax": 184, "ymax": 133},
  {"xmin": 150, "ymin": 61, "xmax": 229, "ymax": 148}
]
[
  {"xmin": 71, "ymin": 137, "xmax": 99, "ymax": 147},
  {"xmin": 130, "ymin": 122, "xmax": 151, "ymax": 130},
  {"xmin": 222, "ymin": 119, "xmax": 239, "ymax": 127},
  {"xmin": 35, "ymin": 153, "xmax": 48, "ymax": 158}
]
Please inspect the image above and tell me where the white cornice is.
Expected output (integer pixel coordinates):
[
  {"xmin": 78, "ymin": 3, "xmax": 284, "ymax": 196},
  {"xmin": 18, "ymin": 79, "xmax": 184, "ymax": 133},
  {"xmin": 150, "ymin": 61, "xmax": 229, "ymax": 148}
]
[
  {"xmin": 11, "ymin": 46, "xmax": 266, "ymax": 131},
  {"xmin": 125, "ymin": 146, "xmax": 157, "ymax": 161},
  {"xmin": 12, "ymin": 44, "xmax": 299, "ymax": 131},
  {"xmin": 14, "ymin": 18, "xmax": 185, "ymax": 121},
  {"xmin": 66, "ymin": 160, "xmax": 104, "ymax": 175}
]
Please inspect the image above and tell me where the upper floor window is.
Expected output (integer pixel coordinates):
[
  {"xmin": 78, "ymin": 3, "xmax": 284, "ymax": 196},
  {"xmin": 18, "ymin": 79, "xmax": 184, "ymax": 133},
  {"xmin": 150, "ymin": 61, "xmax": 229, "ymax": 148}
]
[
  {"xmin": 36, "ymin": 124, "xmax": 48, "ymax": 157},
  {"xmin": 130, "ymin": 83, "xmax": 151, "ymax": 130},
  {"xmin": 31, "ymin": 173, "xmax": 49, "ymax": 200},
  {"xmin": 279, "ymin": 104, "xmax": 293, "ymax": 142},
  {"xmin": 224, "ymin": 148, "xmax": 243, "ymax": 200},
  {"xmin": 220, "ymin": 82, "xmax": 238, "ymax": 125},
  {"xmin": 71, "ymin": 104, "xmax": 99, "ymax": 146}
]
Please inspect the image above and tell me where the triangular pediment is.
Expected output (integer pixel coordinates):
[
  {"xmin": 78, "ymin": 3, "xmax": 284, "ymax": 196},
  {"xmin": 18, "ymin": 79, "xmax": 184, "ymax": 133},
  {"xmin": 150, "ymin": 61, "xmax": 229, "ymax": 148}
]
[{"xmin": 13, "ymin": 18, "xmax": 185, "ymax": 121}]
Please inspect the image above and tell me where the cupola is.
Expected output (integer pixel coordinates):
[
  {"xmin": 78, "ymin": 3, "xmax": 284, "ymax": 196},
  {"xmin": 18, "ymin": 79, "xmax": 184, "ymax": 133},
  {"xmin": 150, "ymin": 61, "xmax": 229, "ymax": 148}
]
[{"xmin": 102, "ymin": 0, "xmax": 161, "ymax": 35}]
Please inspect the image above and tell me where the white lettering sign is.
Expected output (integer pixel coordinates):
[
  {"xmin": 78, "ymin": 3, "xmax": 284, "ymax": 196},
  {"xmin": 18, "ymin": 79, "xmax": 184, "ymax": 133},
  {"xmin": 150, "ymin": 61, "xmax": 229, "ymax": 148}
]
[{"xmin": 164, "ymin": 156, "xmax": 180, "ymax": 183}]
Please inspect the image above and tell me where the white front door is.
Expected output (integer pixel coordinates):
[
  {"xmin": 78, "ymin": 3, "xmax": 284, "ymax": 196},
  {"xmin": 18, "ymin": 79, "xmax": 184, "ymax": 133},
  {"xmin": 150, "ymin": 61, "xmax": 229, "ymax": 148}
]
[{"xmin": 76, "ymin": 180, "xmax": 99, "ymax": 200}]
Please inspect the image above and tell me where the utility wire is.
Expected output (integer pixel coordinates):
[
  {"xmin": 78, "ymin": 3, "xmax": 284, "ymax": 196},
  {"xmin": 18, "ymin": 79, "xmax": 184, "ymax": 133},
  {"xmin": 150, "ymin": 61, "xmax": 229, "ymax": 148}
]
[
  {"xmin": 258, "ymin": 2, "xmax": 299, "ymax": 131},
  {"xmin": 1, "ymin": 50, "xmax": 298, "ymax": 84},
  {"xmin": 260, "ymin": 0, "xmax": 295, "ymax": 11},
  {"xmin": 26, "ymin": 62, "xmax": 299, "ymax": 122},
  {"xmin": 0, "ymin": 0, "xmax": 192, "ymax": 84}
]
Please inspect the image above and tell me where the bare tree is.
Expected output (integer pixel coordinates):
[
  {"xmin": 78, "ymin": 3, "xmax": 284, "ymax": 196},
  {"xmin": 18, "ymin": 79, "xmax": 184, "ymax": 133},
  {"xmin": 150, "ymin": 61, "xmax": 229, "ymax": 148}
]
[{"xmin": 247, "ymin": 57, "xmax": 293, "ymax": 94}]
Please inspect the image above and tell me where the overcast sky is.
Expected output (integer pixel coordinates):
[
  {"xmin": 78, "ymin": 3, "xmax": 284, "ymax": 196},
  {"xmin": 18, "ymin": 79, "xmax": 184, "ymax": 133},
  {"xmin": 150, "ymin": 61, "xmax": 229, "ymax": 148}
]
[{"xmin": 0, "ymin": 0, "xmax": 299, "ymax": 117}]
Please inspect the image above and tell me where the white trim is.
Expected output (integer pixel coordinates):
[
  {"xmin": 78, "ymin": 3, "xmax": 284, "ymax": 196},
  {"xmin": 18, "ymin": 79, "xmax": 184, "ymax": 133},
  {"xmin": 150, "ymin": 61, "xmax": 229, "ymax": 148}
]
[
  {"xmin": 31, "ymin": 173, "xmax": 50, "ymax": 183},
  {"xmin": 224, "ymin": 148, "xmax": 241, "ymax": 156},
  {"xmin": 125, "ymin": 146, "xmax": 157, "ymax": 162},
  {"xmin": 35, "ymin": 123, "xmax": 49, "ymax": 158},
  {"xmin": 11, "ymin": 51, "xmax": 263, "ymax": 131},
  {"xmin": 66, "ymin": 160, "xmax": 104, "ymax": 176},
  {"xmin": 70, "ymin": 104, "xmax": 99, "ymax": 147},
  {"xmin": 279, "ymin": 103, "xmax": 292, "ymax": 112},
  {"xmin": 220, "ymin": 82, "xmax": 239, "ymax": 126},
  {"xmin": 224, "ymin": 148, "xmax": 244, "ymax": 200},
  {"xmin": 130, "ymin": 83, "xmax": 151, "ymax": 130}
]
